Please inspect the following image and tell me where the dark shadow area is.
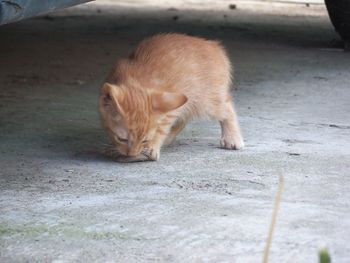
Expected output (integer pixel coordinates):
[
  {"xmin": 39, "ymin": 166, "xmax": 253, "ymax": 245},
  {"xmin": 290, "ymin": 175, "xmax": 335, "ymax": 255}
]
[{"xmin": 0, "ymin": 3, "xmax": 339, "ymax": 47}]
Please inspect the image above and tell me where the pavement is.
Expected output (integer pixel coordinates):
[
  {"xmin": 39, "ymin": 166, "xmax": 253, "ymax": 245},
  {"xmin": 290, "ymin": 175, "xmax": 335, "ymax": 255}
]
[{"xmin": 0, "ymin": 0, "xmax": 349, "ymax": 262}]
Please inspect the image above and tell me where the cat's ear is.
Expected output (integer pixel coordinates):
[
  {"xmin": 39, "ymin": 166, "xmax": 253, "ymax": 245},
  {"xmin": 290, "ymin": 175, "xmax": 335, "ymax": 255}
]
[
  {"xmin": 101, "ymin": 83, "xmax": 113, "ymax": 106},
  {"xmin": 151, "ymin": 91, "xmax": 188, "ymax": 114},
  {"xmin": 101, "ymin": 83, "xmax": 125, "ymax": 116}
]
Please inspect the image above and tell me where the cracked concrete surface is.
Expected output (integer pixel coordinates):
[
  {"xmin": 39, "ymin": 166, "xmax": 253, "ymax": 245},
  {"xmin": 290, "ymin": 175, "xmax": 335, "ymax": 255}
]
[{"xmin": 0, "ymin": 0, "xmax": 349, "ymax": 262}]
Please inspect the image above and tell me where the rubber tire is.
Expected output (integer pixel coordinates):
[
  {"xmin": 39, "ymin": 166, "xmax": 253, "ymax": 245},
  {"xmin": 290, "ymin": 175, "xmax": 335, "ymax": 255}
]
[{"xmin": 325, "ymin": 0, "xmax": 350, "ymax": 43}]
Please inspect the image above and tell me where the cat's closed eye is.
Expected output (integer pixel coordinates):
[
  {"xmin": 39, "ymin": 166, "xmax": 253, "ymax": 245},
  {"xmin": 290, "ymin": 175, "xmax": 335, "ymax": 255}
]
[{"xmin": 116, "ymin": 136, "xmax": 128, "ymax": 143}]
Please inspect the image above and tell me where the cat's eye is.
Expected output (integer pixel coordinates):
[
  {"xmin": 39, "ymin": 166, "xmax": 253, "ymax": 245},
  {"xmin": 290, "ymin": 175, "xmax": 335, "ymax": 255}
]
[
  {"xmin": 116, "ymin": 136, "xmax": 128, "ymax": 143},
  {"xmin": 142, "ymin": 139, "xmax": 149, "ymax": 144}
]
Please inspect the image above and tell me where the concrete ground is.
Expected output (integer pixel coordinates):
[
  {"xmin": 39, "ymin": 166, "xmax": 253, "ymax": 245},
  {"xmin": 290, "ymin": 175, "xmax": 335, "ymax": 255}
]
[{"xmin": 0, "ymin": 0, "xmax": 349, "ymax": 262}]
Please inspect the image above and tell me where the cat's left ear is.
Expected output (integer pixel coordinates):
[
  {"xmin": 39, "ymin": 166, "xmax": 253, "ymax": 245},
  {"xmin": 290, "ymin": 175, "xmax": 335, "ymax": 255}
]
[
  {"xmin": 101, "ymin": 83, "xmax": 125, "ymax": 117},
  {"xmin": 151, "ymin": 91, "xmax": 188, "ymax": 114},
  {"xmin": 101, "ymin": 83, "xmax": 113, "ymax": 106}
]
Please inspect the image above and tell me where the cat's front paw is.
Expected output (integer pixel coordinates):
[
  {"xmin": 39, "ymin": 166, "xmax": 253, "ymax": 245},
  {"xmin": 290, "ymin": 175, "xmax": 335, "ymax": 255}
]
[
  {"xmin": 142, "ymin": 148, "xmax": 160, "ymax": 161},
  {"xmin": 220, "ymin": 136, "xmax": 244, "ymax": 150}
]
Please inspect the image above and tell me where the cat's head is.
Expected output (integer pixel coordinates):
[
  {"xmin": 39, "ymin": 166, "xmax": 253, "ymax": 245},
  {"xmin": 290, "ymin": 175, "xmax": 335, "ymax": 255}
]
[{"xmin": 99, "ymin": 83, "xmax": 187, "ymax": 157}]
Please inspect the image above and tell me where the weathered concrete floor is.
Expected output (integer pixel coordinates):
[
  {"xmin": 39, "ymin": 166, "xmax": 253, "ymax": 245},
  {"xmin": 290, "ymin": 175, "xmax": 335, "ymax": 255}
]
[{"xmin": 0, "ymin": 1, "xmax": 349, "ymax": 262}]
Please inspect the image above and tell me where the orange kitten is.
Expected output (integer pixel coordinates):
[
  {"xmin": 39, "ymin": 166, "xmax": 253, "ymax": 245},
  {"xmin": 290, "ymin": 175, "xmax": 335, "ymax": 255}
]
[{"xmin": 99, "ymin": 33, "xmax": 244, "ymax": 162}]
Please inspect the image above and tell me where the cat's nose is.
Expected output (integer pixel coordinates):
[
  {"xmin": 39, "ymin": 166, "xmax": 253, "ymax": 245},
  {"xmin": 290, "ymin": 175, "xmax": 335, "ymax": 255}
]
[{"xmin": 126, "ymin": 147, "xmax": 138, "ymax": 157}]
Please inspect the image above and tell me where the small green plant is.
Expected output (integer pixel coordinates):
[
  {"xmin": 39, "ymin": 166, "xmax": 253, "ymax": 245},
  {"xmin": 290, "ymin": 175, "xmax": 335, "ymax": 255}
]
[{"xmin": 319, "ymin": 248, "xmax": 331, "ymax": 263}]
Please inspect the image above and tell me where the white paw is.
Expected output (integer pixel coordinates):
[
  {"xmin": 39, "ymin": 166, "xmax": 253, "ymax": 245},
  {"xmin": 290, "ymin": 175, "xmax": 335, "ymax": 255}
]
[
  {"xmin": 220, "ymin": 136, "xmax": 244, "ymax": 150},
  {"xmin": 142, "ymin": 148, "xmax": 160, "ymax": 161}
]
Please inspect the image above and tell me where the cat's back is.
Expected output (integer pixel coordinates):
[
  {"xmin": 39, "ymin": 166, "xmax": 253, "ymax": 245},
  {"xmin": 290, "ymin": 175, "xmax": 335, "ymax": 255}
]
[
  {"xmin": 128, "ymin": 33, "xmax": 231, "ymax": 91},
  {"xmin": 133, "ymin": 33, "xmax": 229, "ymax": 69},
  {"xmin": 134, "ymin": 33, "xmax": 220, "ymax": 56}
]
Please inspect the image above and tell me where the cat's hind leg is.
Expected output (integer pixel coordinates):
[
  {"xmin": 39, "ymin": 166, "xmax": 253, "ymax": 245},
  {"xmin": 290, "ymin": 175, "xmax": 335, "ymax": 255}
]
[{"xmin": 216, "ymin": 98, "xmax": 244, "ymax": 150}]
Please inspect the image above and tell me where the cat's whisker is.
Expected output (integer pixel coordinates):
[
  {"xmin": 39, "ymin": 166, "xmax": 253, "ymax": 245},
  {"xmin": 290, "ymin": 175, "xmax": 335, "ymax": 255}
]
[
  {"xmin": 141, "ymin": 148, "xmax": 151, "ymax": 158},
  {"xmin": 103, "ymin": 145, "xmax": 122, "ymax": 158}
]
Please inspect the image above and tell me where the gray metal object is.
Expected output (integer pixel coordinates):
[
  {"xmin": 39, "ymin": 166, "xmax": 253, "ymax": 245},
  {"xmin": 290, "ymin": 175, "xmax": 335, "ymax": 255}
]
[{"xmin": 0, "ymin": 0, "xmax": 92, "ymax": 25}]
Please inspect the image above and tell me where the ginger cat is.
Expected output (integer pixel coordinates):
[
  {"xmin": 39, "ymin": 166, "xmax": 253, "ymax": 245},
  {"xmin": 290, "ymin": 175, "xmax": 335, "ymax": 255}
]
[{"xmin": 99, "ymin": 33, "xmax": 244, "ymax": 162}]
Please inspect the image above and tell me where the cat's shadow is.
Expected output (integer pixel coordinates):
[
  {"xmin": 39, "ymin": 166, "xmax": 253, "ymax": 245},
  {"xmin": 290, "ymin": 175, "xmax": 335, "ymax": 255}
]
[
  {"xmin": 46, "ymin": 125, "xmax": 190, "ymax": 164},
  {"xmin": 42, "ymin": 125, "xmax": 115, "ymax": 163}
]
